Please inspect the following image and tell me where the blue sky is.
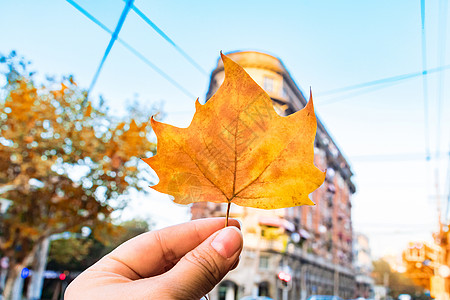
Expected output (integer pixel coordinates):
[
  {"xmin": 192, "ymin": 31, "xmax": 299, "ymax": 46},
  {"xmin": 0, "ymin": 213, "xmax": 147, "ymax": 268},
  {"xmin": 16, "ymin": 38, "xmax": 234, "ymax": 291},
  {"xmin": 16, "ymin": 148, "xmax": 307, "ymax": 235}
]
[{"xmin": 1, "ymin": 0, "xmax": 449, "ymax": 258}]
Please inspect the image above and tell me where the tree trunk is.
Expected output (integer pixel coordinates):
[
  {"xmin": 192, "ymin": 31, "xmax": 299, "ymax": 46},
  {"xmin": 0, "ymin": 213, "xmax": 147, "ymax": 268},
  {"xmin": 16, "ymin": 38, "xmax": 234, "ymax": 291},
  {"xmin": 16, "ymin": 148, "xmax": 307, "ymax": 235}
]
[
  {"xmin": 2, "ymin": 238, "xmax": 44, "ymax": 300},
  {"xmin": 27, "ymin": 237, "xmax": 50, "ymax": 300},
  {"xmin": 2, "ymin": 263, "xmax": 23, "ymax": 300},
  {"xmin": 1, "ymin": 259, "xmax": 8, "ymax": 292},
  {"xmin": 51, "ymin": 281, "xmax": 61, "ymax": 300}
]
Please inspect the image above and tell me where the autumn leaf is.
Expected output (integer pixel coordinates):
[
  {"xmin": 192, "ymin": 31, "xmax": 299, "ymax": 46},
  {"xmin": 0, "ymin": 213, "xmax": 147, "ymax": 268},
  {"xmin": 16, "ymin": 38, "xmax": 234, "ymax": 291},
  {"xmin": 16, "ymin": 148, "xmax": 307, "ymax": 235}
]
[{"xmin": 144, "ymin": 53, "xmax": 325, "ymax": 212}]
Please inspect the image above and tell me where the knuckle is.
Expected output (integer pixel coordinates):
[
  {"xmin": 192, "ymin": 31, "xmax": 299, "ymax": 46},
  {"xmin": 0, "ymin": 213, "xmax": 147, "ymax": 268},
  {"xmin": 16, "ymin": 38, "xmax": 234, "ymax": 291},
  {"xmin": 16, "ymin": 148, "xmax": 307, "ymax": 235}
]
[{"xmin": 155, "ymin": 230, "xmax": 178, "ymax": 263}]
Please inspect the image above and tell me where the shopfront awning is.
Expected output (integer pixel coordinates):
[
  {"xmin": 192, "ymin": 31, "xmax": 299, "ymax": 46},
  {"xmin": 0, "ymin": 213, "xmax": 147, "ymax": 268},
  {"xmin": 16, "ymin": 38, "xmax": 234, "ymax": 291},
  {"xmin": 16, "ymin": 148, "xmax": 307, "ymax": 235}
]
[
  {"xmin": 299, "ymin": 228, "xmax": 311, "ymax": 239},
  {"xmin": 258, "ymin": 216, "xmax": 295, "ymax": 232}
]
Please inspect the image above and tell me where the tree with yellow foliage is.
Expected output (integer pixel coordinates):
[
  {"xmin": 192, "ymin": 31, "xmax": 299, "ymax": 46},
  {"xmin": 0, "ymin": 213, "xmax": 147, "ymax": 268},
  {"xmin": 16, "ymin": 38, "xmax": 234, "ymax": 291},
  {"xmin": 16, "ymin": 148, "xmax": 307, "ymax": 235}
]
[{"xmin": 0, "ymin": 52, "xmax": 156, "ymax": 299}]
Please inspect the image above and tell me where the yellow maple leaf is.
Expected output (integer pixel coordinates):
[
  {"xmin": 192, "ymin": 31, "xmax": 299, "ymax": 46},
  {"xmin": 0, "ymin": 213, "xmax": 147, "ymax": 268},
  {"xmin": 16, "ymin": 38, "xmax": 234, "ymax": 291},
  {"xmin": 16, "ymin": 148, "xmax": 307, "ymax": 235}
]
[{"xmin": 143, "ymin": 53, "xmax": 325, "ymax": 213}]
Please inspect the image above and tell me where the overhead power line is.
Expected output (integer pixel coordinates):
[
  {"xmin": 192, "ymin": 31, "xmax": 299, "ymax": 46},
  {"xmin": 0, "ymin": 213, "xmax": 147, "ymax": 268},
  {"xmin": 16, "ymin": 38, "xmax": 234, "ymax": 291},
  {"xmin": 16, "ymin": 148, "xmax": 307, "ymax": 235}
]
[
  {"xmin": 128, "ymin": 2, "xmax": 208, "ymax": 76},
  {"xmin": 319, "ymin": 80, "xmax": 401, "ymax": 105},
  {"xmin": 318, "ymin": 64, "xmax": 450, "ymax": 97},
  {"xmin": 67, "ymin": 0, "xmax": 196, "ymax": 99},
  {"xmin": 436, "ymin": 0, "xmax": 448, "ymax": 161},
  {"xmin": 87, "ymin": 0, "xmax": 133, "ymax": 98},
  {"xmin": 317, "ymin": 64, "xmax": 450, "ymax": 107},
  {"xmin": 435, "ymin": 0, "xmax": 448, "ymax": 225},
  {"xmin": 420, "ymin": 0, "xmax": 431, "ymax": 161}
]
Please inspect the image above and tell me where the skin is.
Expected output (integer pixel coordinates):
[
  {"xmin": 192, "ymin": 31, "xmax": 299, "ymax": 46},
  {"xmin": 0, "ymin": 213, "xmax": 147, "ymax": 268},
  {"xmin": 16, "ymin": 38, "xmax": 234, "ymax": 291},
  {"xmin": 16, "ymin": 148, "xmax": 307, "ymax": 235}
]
[{"xmin": 65, "ymin": 218, "xmax": 243, "ymax": 300}]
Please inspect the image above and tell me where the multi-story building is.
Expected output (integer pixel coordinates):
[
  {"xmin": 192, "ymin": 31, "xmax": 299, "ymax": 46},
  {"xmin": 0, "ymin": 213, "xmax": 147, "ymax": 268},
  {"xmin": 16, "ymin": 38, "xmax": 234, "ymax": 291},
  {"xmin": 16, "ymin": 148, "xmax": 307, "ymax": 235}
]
[
  {"xmin": 403, "ymin": 237, "xmax": 450, "ymax": 300},
  {"xmin": 191, "ymin": 51, "xmax": 356, "ymax": 300},
  {"xmin": 353, "ymin": 233, "xmax": 374, "ymax": 298}
]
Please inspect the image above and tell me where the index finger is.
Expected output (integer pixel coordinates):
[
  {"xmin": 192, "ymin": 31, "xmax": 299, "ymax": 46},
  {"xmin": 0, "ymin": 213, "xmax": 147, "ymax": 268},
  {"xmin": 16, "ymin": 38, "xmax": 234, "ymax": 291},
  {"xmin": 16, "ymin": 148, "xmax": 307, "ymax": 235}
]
[{"xmin": 91, "ymin": 217, "xmax": 240, "ymax": 279}]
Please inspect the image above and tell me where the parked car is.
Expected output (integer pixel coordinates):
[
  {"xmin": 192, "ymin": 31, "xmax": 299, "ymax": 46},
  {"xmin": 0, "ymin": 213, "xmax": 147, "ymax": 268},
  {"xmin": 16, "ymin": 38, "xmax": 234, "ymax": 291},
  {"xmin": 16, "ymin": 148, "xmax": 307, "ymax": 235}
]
[
  {"xmin": 398, "ymin": 294, "xmax": 411, "ymax": 300},
  {"xmin": 307, "ymin": 295, "xmax": 344, "ymax": 300}
]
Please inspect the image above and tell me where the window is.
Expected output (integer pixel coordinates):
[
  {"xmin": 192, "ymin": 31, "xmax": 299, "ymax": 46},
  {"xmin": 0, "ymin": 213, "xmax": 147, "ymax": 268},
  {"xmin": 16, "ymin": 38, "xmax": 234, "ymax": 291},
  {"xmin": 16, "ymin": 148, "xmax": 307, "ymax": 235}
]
[
  {"xmin": 218, "ymin": 281, "xmax": 238, "ymax": 300},
  {"xmin": 307, "ymin": 209, "xmax": 313, "ymax": 229},
  {"xmin": 263, "ymin": 76, "xmax": 274, "ymax": 92},
  {"xmin": 287, "ymin": 207, "xmax": 294, "ymax": 218},
  {"xmin": 282, "ymin": 86, "xmax": 288, "ymax": 98},
  {"xmin": 259, "ymin": 255, "xmax": 269, "ymax": 269}
]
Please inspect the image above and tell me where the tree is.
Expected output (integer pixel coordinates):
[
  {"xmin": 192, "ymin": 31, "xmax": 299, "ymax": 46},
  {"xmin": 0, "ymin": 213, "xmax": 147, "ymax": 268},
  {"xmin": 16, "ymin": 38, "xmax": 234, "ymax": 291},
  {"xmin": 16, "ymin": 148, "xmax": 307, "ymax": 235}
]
[
  {"xmin": 0, "ymin": 51, "xmax": 157, "ymax": 299},
  {"xmin": 47, "ymin": 218, "xmax": 150, "ymax": 272},
  {"xmin": 372, "ymin": 259, "xmax": 430, "ymax": 300},
  {"xmin": 39, "ymin": 219, "xmax": 150, "ymax": 299}
]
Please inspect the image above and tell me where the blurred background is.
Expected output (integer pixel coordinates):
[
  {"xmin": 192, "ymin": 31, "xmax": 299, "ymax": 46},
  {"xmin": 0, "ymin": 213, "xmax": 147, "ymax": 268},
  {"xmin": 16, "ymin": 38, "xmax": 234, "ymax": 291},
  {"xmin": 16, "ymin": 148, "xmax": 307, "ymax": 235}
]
[{"xmin": 0, "ymin": 0, "xmax": 449, "ymax": 300}]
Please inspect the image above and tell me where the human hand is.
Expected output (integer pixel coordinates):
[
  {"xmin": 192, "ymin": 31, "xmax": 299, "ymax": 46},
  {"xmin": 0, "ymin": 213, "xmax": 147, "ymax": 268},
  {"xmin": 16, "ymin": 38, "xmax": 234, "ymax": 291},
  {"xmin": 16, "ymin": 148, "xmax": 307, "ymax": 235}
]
[{"xmin": 65, "ymin": 218, "xmax": 243, "ymax": 300}]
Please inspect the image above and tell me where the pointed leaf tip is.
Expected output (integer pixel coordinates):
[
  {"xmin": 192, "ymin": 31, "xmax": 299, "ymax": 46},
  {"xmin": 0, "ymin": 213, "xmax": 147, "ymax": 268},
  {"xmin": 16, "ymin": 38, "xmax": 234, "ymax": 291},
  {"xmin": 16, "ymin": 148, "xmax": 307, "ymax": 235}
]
[
  {"xmin": 306, "ymin": 90, "xmax": 315, "ymax": 111},
  {"xmin": 195, "ymin": 98, "xmax": 202, "ymax": 111},
  {"xmin": 220, "ymin": 52, "xmax": 228, "ymax": 63},
  {"xmin": 220, "ymin": 52, "xmax": 236, "ymax": 68},
  {"xmin": 150, "ymin": 115, "xmax": 159, "ymax": 128}
]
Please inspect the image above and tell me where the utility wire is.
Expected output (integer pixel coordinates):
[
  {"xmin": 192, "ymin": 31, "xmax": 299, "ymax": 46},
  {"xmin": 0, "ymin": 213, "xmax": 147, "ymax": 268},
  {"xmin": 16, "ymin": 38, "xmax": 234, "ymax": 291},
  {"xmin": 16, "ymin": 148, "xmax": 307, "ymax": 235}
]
[
  {"xmin": 436, "ymin": 0, "xmax": 448, "ymax": 161},
  {"xmin": 67, "ymin": 0, "xmax": 110, "ymax": 33},
  {"xmin": 87, "ymin": 0, "xmax": 134, "ymax": 100},
  {"xmin": 319, "ymin": 80, "xmax": 401, "ymax": 105},
  {"xmin": 421, "ymin": 0, "xmax": 431, "ymax": 161},
  {"xmin": 318, "ymin": 73, "xmax": 416, "ymax": 96},
  {"xmin": 318, "ymin": 64, "xmax": 450, "ymax": 97},
  {"xmin": 435, "ymin": 0, "xmax": 448, "ymax": 226},
  {"xmin": 66, "ymin": 0, "xmax": 196, "ymax": 99},
  {"xmin": 128, "ymin": 2, "xmax": 208, "ymax": 76},
  {"xmin": 317, "ymin": 64, "xmax": 450, "ymax": 105}
]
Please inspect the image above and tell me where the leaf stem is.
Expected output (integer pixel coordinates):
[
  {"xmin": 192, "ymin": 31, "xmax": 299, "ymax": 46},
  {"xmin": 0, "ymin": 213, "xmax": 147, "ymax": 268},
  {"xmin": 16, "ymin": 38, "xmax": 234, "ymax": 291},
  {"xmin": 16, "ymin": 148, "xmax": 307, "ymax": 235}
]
[{"xmin": 225, "ymin": 201, "xmax": 231, "ymax": 227}]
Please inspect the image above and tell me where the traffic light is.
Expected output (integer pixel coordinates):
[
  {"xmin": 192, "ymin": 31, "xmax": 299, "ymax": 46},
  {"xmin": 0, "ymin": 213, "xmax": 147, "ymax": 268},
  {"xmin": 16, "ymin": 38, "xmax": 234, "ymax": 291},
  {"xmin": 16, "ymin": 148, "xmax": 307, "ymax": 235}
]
[
  {"xmin": 59, "ymin": 271, "xmax": 69, "ymax": 281},
  {"xmin": 278, "ymin": 271, "xmax": 292, "ymax": 287}
]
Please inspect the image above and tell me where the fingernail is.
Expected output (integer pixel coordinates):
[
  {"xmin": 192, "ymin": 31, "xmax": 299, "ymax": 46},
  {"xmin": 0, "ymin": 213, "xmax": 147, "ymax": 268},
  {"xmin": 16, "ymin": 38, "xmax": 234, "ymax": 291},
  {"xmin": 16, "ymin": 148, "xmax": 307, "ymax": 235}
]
[{"xmin": 211, "ymin": 227, "xmax": 242, "ymax": 259}]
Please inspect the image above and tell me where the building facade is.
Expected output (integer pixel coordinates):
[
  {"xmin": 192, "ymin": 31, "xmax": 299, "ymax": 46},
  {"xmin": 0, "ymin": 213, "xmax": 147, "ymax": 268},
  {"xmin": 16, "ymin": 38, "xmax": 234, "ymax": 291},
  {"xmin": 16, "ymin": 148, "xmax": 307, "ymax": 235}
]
[
  {"xmin": 403, "ymin": 238, "xmax": 450, "ymax": 300},
  {"xmin": 191, "ymin": 51, "xmax": 356, "ymax": 300},
  {"xmin": 353, "ymin": 233, "xmax": 374, "ymax": 298}
]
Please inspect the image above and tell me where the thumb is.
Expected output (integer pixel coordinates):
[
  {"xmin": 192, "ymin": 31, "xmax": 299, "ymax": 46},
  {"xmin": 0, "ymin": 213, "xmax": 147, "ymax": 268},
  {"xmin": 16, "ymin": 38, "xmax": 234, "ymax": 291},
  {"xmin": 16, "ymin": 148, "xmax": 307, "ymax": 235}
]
[{"xmin": 165, "ymin": 226, "xmax": 243, "ymax": 300}]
